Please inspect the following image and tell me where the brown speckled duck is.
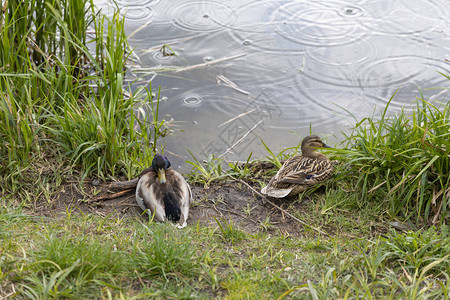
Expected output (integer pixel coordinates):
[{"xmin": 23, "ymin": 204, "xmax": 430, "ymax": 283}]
[
  {"xmin": 261, "ymin": 135, "xmax": 333, "ymax": 198},
  {"xmin": 136, "ymin": 154, "xmax": 192, "ymax": 228}
]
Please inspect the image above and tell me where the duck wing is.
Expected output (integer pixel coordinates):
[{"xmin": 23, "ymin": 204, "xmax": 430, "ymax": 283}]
[
  {"xmin": 136, "ymin": 172, "xmax": 167, "ymax": 222},
  {"xmin": 166, "ymin": 170, "xmax": 192, "ymax": 228},
  {"xmin": 262, "ymin": 186, "xmax": 293, "ymax": 198},
  {"xmin": 276, "ymin": 156, "xmax": 332, "ymax": 185}
]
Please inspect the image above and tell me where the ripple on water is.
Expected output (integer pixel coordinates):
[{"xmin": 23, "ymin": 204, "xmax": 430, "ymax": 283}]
[
  {"xmin": 360, "ymin": 83, "xmax": 449, "ymax": 115},
  {"xmin": 271, "ymin": 1, "xmax": 366, "ymax": 47},
  {"xmin": 182, "ymin": 95, "xmax": 202, "ymax": 107},
  {"xmin": 228, "ymin": 0, "xmax": 306, "ymax": 53},
  {"xmin": 361, "ymin": 0, "xmax": 449, "ymax": 35},
  {"xmin": 171, "ymin": 1, "xmax": 236, "ymax": 32},
  {"xmin": 250, "ymin": 87, "xmax": 350, "ymax": 131},
  {"xmin": 202, "ymin": 56, "xmax": 215, "ymax": 62},
  {"xmin": 175, "ymin": 85, "xmax": 263, "ymax": 120},
  {"xmin": 298, "ymin": 38, "xmax": 378, "ymax": 88},
  {"xmin": 356, "ymin": 56, "xmax": 448, "ymax": 88},
  {"xmin": 306, "ymin": 36, "xmax": 377, "ymax": 66},
  {"xmin": 228, "ymin": 0, "xmax": 279, "ymax": 32},
  {"xmin": 152, "ymin": 50, "xmax": 175, "ymax": 61},
  {"xmin": 338, "ymin": 6, "xmax": 364, "ymax": 18},
  {"xmin": 117, "ymin": 0, "xmax": 159, "ymax": 5},
  {"xmin": 115, "ymin": 1, "xmax": 155, "ymax": 22}
]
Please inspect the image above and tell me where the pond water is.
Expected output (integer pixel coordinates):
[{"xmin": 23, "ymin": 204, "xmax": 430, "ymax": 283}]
[{"xmin": 94, "ymin": 0, "xmax": 449, "ymax": 169}]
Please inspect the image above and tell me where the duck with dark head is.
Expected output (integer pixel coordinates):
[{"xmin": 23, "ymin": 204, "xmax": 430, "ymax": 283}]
[{"xmin": 136, "ymin": 154, "xmax": 192, "ymax": 228}]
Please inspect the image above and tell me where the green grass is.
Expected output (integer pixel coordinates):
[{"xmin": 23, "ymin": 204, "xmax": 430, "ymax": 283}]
[
  {"xmin": 0, "ymin": 203, "xmax": 448, "ymax": 299},
  {"xmin": 1, "ymin": 1, "xmax": 167, "ymax": 197},
  {"xmin": 186, "ymin": 151, "xmax": 228, "ymax": 187},
  {"xmin": 214, "ymin": 217, "xmax": 247, "ymax": 244},
  {"xmin": 336, "ymin": 95, "xmax": 449, "ymax": 225},
  {"xmin": 131, "ymin": 222, "xmax": 203, "ymax": 281},
  {"xmin": 20, "ymin": 234, "xmax": 127, "ymax": 299}
]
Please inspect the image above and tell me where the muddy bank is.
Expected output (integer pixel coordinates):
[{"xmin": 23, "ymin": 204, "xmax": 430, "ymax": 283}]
[{"xmin": 32, "ymin": 176, "xmax": 319, "ymax": 237}]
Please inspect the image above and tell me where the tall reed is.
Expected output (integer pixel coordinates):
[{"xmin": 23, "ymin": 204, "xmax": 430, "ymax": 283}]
[
  {"xmin": 1, "ymin": 0, "xmax": 164, "ymax": 194},
  {"xmin": 0, "ymin": 0, "xmax": 94, "ymax": 192}
]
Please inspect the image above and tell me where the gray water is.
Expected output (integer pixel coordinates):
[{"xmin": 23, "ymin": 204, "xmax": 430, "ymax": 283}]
[{"xmin": 95, "ymin": 0, "xmax": 450, "ymax": 168}]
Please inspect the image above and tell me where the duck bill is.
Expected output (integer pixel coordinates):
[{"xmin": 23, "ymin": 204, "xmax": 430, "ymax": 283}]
[
  {"xmin": 157, "ymin": 169, "xmax": 166, "ymax": 184},
  {"xmin": 322, "ymin": 144, "xmax": 331, "ymax": 148}
]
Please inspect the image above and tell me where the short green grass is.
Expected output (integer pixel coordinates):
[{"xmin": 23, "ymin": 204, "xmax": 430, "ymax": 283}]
[{"xmin": 1, "ymin": 200, "xmax": 448, "ymax": 299}]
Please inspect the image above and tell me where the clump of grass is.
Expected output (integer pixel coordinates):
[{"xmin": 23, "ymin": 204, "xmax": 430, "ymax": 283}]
[
  {"xmin": 0, "ymin": 77, "xmax": 44, "ymax": 192},
  {"xmin": 350, "ymin": 228, "xmax": 450, "ymax": 299},
  {"xmin": 282, "ymin": 227, "xmax": 449, "ymax": 299},
  {"xmin": 31, "ymin": 234, "xmax": 126, "ymax": 278},
  {"xmin": 0, "ymin": 202, "xmax": 29, "ymax": 288},
  {"xmin": 18, "ymin": 233, "xmax": 127, "ymax": 298},
  {"xmin": 338, "ymin": 92, "xmax": 449, "ymax": 224},
  {"xmin": 131, "ymin": 223, "xmax": 202, "ymax": 281},
  {"xmin": 221, "ymin": 277, "xmax": 261, "ymax": 299},
  {"xmin": 1, "ymin": 0, "xmax": 89, "ymax": 76},
  {"xmin": 186, "ymin": 151, "xmax": 262, "ymax": 187},
  {"xmin": 0, "ymin": 0, "xmax": 93, "ymax": 191},
  {"xmin": 186, "ymin": 151, "xmax": 227, "ymax": 187},
  {"xmin": 227, "ymin": 152, "xmax": 255, "ymax": 179},
  {"xmin": 215, "ymin": 217, "xmax": 246, "ymax": 244},
  {"xmin": 260, "ymin": 138, "xmax": 302, "ymax": 169},
  {"xmin": 43, "ymin": 10, "xmax": 154, "ymax": 181},
  {"xmin": 380, "ymin": 227, "xmax": 450, "ymax": 275},
  {"xmin": 0, "ymin": 201, "xmax": 28, "ymax": 237}
]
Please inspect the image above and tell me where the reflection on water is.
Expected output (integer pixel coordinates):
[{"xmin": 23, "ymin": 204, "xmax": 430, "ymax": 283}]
[{"xmin": 95, "ymin": 0, "xmax": 449, "ymax": 168}]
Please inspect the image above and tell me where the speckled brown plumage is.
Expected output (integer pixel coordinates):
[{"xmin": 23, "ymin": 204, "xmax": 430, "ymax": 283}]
[{"xmin": 261, "ymin": 135, "xmax": 333, "ymax": 198}]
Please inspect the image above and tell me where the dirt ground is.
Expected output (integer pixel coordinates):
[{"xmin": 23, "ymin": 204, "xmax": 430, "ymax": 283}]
[{"xmin": 33, "ymin": 176, "xmax": 312, "ymax": 237}]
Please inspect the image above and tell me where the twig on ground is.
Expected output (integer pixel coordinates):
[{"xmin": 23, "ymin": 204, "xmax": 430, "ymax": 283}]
[
  {"xmin": 109, "ymin": 178, "xmax": 140, "ymax": 190},
  {"xmin": 117, "ymin": 194, "xmax": 138, "ymax": 205},
  {"xmin": 228, "ymin": 176, "xmax": 330, "ymax": 237},
  {"xmin": 71, "ymin": 183, "xmax": 90, "ymax": 199},
  {"xmin": 212, "ymin": 205, "xmax": 223, "ymax": 217},
  {"xmin": 90, "ymin": 189, "xmax": 134, "ymax": 202}
]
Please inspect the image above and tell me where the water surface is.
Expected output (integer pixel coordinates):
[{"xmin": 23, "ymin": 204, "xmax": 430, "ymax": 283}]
[{"xmin": 95, "ymin": 0, "xmax": 450, "ymax": 168}]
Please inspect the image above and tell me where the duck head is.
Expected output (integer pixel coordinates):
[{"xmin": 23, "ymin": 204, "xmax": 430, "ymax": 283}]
[
  {"xmin": 152, "ymin": 154, "xmax": 171, "ymax": 184},
  {"xmin": 301, "ymin": 135, "xmax": 331, "ymax": 156}
]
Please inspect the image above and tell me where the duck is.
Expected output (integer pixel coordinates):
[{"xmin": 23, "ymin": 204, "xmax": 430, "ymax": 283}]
[
  {"xmin": 136, "ymin": 154, "xmax": 192, "ymax": 228},
  {"xmin": 261, "ymin": 135, "xmax": 333, "ymax": 198}
]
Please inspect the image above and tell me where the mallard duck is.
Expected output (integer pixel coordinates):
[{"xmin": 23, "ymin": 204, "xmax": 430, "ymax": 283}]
[
  {"xmin": 136, "ymin": 154, "xmax": 192, "ymax": 228},
  {"xmin": 261, "ymin": 135, "xmax": 333, "ymax": 198}
]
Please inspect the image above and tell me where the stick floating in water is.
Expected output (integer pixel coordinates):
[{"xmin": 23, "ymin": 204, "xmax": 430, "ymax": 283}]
[{"xmin": 174, "ymin": 53, "xmax": 246, "ymax": 73}]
